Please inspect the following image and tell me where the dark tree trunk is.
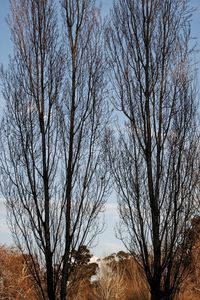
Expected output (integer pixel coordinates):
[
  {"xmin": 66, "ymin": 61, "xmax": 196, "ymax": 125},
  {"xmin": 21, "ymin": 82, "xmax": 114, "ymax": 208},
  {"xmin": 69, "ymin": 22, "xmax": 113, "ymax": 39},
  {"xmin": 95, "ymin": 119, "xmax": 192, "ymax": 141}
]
[{"xmin": 46, "ymin": 255, "xmax": 55, "ymax": 300}]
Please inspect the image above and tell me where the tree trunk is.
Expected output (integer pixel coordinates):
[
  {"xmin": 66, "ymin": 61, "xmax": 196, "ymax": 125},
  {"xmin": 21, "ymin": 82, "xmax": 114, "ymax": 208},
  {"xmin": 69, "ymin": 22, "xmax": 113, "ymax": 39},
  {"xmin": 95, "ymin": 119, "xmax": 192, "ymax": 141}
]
[
  {"xmin": 46, "ymin": 253, "xmax": 55, "ymax": 300},
  {"xmin": 151, "ymin": 289, "xmax": 172, "ymax": 300},
  {"xmin": 150, "ymin": 279, "xmax": 162, "ymax": 300}
]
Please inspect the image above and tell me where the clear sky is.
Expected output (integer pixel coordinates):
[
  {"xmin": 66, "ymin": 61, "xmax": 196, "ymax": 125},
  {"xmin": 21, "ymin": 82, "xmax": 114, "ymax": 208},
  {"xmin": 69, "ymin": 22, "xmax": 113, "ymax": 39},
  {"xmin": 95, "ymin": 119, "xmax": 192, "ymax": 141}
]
[{"xmin": 0, "ymin": 0, "xmax": 200, "ymax": 258}]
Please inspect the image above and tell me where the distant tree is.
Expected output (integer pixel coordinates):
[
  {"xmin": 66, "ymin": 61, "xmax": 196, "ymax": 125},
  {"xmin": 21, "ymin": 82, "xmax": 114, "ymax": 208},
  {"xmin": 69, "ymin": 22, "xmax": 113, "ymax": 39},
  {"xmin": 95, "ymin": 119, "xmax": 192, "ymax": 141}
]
[
  {"xmin": 108, "ymin": 251, "xmax": 149, "ymax": 300},
  {"xmin": 0, "ymin": 0, "xmax": 110, "ymax": 299},
  {"xmin": 68, "ymin": 245, "xmax": 98, "ymax": 288},
  {"xmin": 95, "ymin": 259, "xmax": 126, "ymax": 300},
  {"xmin": 67, "ymin": 245, "xmax": 98, "ymax": 300},
  {"xmin": 115, "ymin": 252, "xmax": 149, "ymax": 300},
  {"xmin": 107, "ymin": 0, "xmax": 199, "ymax": 299}
]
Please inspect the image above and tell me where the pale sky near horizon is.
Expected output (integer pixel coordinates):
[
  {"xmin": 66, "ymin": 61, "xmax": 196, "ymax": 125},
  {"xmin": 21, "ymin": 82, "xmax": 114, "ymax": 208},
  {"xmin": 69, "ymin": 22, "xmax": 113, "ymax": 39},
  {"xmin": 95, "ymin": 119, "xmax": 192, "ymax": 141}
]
[{"xmin": 0, "ymin": 0, "xmax": 200, "ymax": 258}]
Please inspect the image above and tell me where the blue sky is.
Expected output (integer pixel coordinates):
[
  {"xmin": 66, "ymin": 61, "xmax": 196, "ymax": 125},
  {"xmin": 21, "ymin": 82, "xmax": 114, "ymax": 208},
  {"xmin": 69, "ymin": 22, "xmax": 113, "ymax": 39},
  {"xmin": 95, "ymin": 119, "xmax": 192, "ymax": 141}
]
[
  {"xmin": 0, "ymin": 1, "xmax": 10, "ymax": 65},
  {"xmin": 0, "ymin": 0, "xmax": 200, "ymax": 257}
]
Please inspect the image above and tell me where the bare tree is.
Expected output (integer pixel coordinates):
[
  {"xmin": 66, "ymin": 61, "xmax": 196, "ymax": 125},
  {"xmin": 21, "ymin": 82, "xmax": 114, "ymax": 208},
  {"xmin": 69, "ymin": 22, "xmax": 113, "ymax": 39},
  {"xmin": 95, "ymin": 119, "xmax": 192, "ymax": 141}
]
[
  {"xmin": 106, "ymin": 0, "xmax": 199, "ymax": 299},
  {"xmin": 0, "ymin": 0, "xmax": 110, "ymax": 299}
]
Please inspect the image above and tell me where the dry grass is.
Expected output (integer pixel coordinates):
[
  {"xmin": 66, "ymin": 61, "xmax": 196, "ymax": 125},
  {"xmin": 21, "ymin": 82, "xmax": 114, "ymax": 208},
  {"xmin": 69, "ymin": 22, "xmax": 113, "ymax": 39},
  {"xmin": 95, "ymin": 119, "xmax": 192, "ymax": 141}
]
[
  {"xmin": 0, "ymin": 245, "xmax": 37, "ymax": 300},
  {"xmin": 176, "ymin": 240, "xmax": 200, "ymax": 300},
  {"xmin": 1, "ymin": 244, "xmax": 200, "ymax": 300}
]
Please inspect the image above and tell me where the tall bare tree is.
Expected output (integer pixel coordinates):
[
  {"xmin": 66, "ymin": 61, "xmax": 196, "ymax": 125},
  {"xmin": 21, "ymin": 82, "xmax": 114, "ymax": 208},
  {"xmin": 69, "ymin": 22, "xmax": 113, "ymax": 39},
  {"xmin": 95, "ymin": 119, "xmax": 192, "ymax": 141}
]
[
  {"xmin": 106, "ymin": 0, "xmax": 199, "ymax": 299},
  {"xmin": 0, "ymin": 0, "xmax": 110, "ymax": 299}
]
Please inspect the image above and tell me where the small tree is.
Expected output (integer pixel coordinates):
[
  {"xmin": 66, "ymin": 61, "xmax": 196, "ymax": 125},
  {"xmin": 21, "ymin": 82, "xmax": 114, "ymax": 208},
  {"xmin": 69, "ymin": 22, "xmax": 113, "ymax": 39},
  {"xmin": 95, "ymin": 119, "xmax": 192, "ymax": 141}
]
[
  {"xmin": 67, "ymin": 245, "xmax": 98, "ymax": 300},
  {"xmin": 0, "ymin": 0, "xmax": 110, "ymax": 299},
  {"xmin": 106, "ymin": 0, "xmax": 199, "ymax": 299}
]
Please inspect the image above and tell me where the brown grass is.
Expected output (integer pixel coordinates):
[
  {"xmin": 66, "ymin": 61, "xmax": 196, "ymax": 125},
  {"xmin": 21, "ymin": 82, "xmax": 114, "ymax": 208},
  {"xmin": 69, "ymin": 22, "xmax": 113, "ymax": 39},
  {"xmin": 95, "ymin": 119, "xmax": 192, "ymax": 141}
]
[
  {"xmin": 1, "ymin": 244, "xmax": 200, "ymax": 300},
  {"xmin": 0, "ymin": 245, "xmax": 37, "ymax": 300}
]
